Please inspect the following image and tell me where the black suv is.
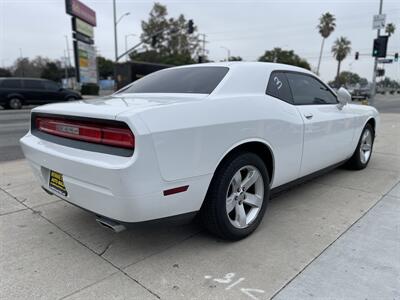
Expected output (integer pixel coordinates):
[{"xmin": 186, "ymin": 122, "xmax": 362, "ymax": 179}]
[{"xmin": 0, "ymin": 78, "xmax": 82, "ymax": 109}]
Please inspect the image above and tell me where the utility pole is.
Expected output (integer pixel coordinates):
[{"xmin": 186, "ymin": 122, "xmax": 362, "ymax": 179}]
[
  {"xmin": 221, "ymin": 46, "xmax": 231, "ymax": 61},
  {"xmin": 64, "ymin": 35, "xmax": 72, "ymax": 88},
  {"xmin": 19, "ymin": 48, "xmax": 24, "ymax": 77},
  {"xmin": 371, "ymin": 0, "xmax": 383, "ymax": 101},
  {"xmin": 64, "ymin": 35, "xmax": 72, "ymax": 68},
  {"xmin": 199, "ymin": 33, "xmax": 207, "ymax": 62},
  {"xmin": 63, "ymin": 50, "xmax": 68, "ymax": 87},
  {"xmin": 202, "ymin": 33, "xmax": 206, "ymax": 58},
  {"xmin": 113, "ymin": 0, "xmax": 118, "ymax": 62}
]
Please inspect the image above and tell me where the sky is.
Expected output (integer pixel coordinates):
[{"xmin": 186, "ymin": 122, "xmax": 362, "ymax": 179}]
[{"xmin": 0, "ymin": 0, "xmax": 399, "ymax": 82}]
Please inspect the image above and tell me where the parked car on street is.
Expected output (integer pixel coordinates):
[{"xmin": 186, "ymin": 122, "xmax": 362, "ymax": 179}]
[
  {"xmin": 0, "ymin": 77, "xmax": 82, "ymax": 109},
  {"xmin": 350, "ymin": 86, "xmax": 371, "ymax": 100},
  {"xmin": 20, "ymin": 62, "xmax": 379, "ymax": 240}
]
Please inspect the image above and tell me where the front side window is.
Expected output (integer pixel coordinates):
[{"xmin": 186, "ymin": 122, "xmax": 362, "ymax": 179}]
[
  {"xmin": 119, "ymin": 66, "xmax": 229, "ymax": 94},
  {"xmin": 266, "ymin": 71, "xmax": 293, "ymax": 103},
  {"xmin": 286, "ymin": 73, "xmax": 337, "ymax": 105},
  {"xmin": 24, "ymin": 80, "xmax": 45, "ymax": 90},
  {"xmin": 44, "ymin": 81, "xmax": 60, "ymax": 91}
]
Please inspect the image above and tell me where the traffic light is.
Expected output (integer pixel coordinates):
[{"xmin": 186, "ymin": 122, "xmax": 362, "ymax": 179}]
[
  {"xmin": 395, "ymin": 53, "xmax": 399, "ymax": 62},
  {"xmin": 355, "ymin": 51, "xmax": 359, "ymax": 60},
  {"xmin": 372, "ymin": 36, "xmax": 388, "ymax": 58},
  {"xmin": 188, "ymin": 19, "xmax": 194, "ymax": 34},
  {"xmin": 377, "ymin": 68, "xmax": 385, "ymax": 77}
]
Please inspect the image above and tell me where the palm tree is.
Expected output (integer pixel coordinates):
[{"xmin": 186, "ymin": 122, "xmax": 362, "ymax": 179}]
[
  {"xmin": 316, "ymin": 12, "xmax": 336, "ymax": 74},
  {"xmin": 331, "ymin": 37, "xmax": 351, "ymax": 85},
  {"xmin": 385, "ymin": 23, "xmax": 396, "ymax": 36}
]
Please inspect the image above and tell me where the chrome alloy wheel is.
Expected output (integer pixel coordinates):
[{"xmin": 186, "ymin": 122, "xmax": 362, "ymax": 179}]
[
  {"xmin": 226, "ymin": 165, "xmax": 264, "ymax": 229},
  {"xmin": 360, "ymin": 128, "xmax": 373, "ymax": 164}
]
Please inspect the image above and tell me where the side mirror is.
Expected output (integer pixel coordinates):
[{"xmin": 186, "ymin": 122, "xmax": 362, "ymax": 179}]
[{"xmin": 337, "ymin": 87, "xmax": 351, "ymax": 108}]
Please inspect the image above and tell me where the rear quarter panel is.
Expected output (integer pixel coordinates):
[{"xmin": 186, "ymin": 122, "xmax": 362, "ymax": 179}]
[{"xmin": 135, "ymin": 95, "xmax": 304, "ymax": 188}]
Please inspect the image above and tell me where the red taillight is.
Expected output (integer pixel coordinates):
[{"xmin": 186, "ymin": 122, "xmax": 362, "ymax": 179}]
[{"xmin": 35, "ymin": 117, "xmax": 134, "ymax": 149}]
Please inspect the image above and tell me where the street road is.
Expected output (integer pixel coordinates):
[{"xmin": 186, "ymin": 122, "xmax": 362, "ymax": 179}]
[
  {"xmin": 0, "ymin": 109, "xmax": 30, "ymax": 162},
  {"xmin": 0, "ymin": 95, "xmax": 398, "ymax": 162}
]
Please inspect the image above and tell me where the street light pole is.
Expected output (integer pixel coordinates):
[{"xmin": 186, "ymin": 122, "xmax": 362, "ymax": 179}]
[
  {"xmin": 113, "ymin": 0, "xmax": 118, "ymax": 62},
  {"xmin": 371, "ymin": 0, "xmax": 383, "ymax": 102}
]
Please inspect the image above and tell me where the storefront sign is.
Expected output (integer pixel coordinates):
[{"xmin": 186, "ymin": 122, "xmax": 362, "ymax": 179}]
[{"xmin": 66, "ymin": 0, "xmax": 96, "ymax": 26}]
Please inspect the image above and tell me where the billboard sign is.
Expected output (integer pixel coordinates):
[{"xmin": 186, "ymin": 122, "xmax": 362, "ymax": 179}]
[
  {"xmin": 73, "ymin": 18, "xmax": 94, "ymax": 38},
  {"xmin": 73, "ymin": 31, "xmax": 94, "ymax": 44},
  {"xmin": 66, "ymin": 0, "xmax": 96, "ymax": 26},
  {"xmin": 74, "ymin": 41, "xmax": 98, "ymax": 83}
]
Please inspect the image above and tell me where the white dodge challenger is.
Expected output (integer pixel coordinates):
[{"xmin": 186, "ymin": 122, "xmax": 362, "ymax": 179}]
[{"xmin": 20, "ymin": 62, "xmax": 379, "ymax": 240}]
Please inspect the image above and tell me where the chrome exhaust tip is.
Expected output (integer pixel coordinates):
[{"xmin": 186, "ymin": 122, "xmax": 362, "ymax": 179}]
[{"xmin": 96, "ymin": 216, "xmax": 126, "ymax": 233}]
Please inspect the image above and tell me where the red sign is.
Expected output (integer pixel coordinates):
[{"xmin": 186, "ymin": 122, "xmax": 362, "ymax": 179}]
[{"xmin": 66, "ymin": 0, "xmax": 96, "ymax": 26}]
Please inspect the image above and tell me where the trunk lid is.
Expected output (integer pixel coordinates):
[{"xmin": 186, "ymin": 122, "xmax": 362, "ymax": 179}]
[{"xmin": 32, "ymin": 93, "xmax": 207, "ymax": 120}]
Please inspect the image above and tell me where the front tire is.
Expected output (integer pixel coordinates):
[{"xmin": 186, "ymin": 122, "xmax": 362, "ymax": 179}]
[
  {"xmin": 346, "ymin": 123, "xmax": 374, "ymax": 170},
  {"xmin": 201, "ymin": 151, "xmax": 270, "ymax": 240}
]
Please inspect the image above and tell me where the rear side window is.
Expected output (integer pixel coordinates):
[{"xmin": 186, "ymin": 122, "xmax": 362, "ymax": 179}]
[
  {"xmin": 1, "ymin": 79, "xmax": 22, "ymax": 88},
  {"xmin": 24, "ymin": 80, "xmax": 45, "ymax": 90},
  {"xmin": 120, "ymin": 67, "xmax": 229, "ymax": 94},
  {"xmin": 266, "ymin": 71, "xmax": 293, "ymax": 103},
  {"xmin": 286, "ymin": 73, "xmax": 337, "ymax": 105}
]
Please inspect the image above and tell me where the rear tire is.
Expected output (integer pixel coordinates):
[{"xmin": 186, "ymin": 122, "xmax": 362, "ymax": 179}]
[
  {"xmin": 8, "ymin": 97, "xmax": 22, "ymax": 109},
  {"xmin": 346, "ymin": 123, "xmax": 374, "ymax": 170},
  {"xmin": 201, "ymin": 151, "xmax": 270, "ymax": 240}
]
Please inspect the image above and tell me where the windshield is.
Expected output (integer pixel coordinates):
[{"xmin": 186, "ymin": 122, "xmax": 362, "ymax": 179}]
[{"xmin": 119, "ymin": 66, "xmax": 229, "ymax": 94}]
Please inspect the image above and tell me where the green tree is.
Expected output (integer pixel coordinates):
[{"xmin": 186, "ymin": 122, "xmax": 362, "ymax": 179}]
[
  {"xmin": 316, "ymin": 12, "xmax": 336, "ymax": 74},
  {"xmin": 385, "ymin": 23, "xmax": 396, "ymax": 36},
  {"xmin": 12, "ymin": 56, "xmax": 50, "ymax": 77},
  {"xmin": 335, "ymin": 71, "xmax": 368, "ymax": 87},
  {"xmin": 228, "ymin": 56, "xmax": 243, "ymax": 61},
  {"xmin": 129, "ymin": 3, "xmax": 200, "ymax": 65},
  {"xmin": 258, "ymin": 48, "xmax": 311, "ymax": 70},
  {"xmin": 0, "ymin": 67, "xmax": 12, "ymax": 77},
  {"xmin": 41, "ymin": 62, "xmax": 63, "ymax": 82},
  {"xmin": 331, "ymin": 37, "xmax": 351, "ymax": 84},
  {"xmin": 377, "ymin": 77, "xmax": 400, "ymax": 88},
  {"xmin": 97, "ymin": 56, "xmax": 114, "ymax": 79},
  {"xmin": 359, "ymin": 77, "xmax": 368, "ymax": 86}
]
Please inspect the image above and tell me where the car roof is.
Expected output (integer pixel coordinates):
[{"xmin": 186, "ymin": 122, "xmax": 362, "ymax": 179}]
[{"xmin": 171, "ymin": 61, "xmax": 314, "ymax": 75}]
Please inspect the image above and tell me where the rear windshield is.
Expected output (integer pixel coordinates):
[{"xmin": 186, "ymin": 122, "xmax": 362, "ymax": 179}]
[{"xmin": 119, "ymin": 66, "xmax": 229, "ymax": 94}]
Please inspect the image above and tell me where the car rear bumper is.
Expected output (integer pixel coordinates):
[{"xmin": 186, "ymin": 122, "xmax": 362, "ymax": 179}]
[{"xmin": 20, "ymin": 132, "xmax": 211, "ymax": 223}]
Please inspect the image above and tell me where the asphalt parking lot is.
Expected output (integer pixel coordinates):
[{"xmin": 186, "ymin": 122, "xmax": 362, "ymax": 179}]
[{"xmin": 1, "ymin": 106, "xmax": 399, "ymax": 299}]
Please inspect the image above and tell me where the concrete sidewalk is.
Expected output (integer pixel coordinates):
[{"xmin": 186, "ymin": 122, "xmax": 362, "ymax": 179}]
[
  {"xmin": 1, "ymin": 113, "xmax": 399, "ymax": 300},
  {"xmin": 274, "ymin": 190, "xmax": 400, "ymax": 299}
]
